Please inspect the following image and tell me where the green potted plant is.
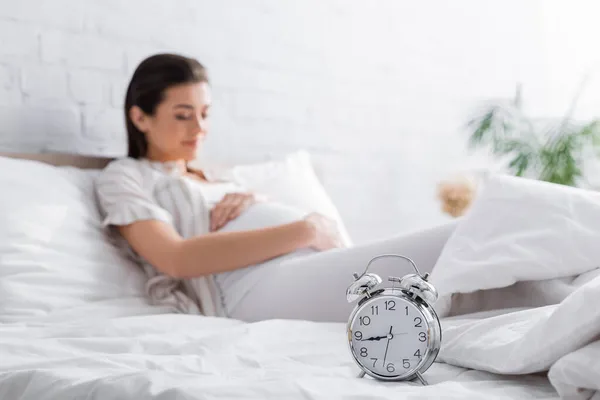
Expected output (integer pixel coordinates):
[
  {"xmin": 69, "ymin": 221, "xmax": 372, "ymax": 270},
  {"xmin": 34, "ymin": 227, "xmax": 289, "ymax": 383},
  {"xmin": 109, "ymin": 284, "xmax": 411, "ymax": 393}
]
[{"xmin": 466, "ymin": 82, "xmax": 600, "ymax": 187}]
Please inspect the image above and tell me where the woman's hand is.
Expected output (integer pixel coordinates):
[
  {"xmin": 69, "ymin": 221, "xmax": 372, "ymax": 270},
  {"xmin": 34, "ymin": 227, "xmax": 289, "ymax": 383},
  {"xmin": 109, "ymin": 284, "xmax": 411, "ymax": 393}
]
[
  {"xmin": 303, "ymin": 212, "xmax": 345, "ymax": 251},
  {"xmin": 210, "ymin": 192, "xmax": 260, "ymax": 231}
]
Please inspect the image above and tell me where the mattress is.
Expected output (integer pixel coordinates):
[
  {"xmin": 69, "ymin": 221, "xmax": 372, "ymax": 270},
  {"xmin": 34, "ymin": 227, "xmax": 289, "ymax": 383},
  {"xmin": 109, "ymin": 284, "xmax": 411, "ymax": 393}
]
[{"xmin": 0, "ymin": 300, "xmax": 558, "ymax": 400}]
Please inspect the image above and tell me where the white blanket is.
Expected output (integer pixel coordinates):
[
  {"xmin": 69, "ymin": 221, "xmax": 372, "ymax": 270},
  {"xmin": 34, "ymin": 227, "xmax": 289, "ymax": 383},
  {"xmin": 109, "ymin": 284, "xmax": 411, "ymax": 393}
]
[
  {"xmin": 0, "ymin": 302, "xmax": 558, "ymax": 400},
  {"xmin": 432, "ymin": 269, "xmax": 600, "ymax": 400},
  {"xmin": 429, "ymin": 174, "xmax": 600, "ymax": 400}
]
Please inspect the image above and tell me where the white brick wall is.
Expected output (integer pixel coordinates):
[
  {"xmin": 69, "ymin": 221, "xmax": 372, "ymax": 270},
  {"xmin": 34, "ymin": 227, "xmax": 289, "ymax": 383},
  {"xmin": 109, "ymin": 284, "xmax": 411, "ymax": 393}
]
[
  {"xmin": 0, "ymin": 0, "xmax": 83, "ymax": 31},
  {"xmin": 0, "ymin": 65, "xmax": 13, "ymax": 89},
  {"xmin": 68, "ymin": 69, "xmax": 112, "ymax": 105},
  {"xmin": 41, "ymin": 30, "xmax": 124, "ymax": 71},
  {"xmin": 0, "ymin": 106, "xmax": 80, "ymax": 152},
  {"xmin": 21, "ymin": 65, "xmax": 69, "ymax": 102},
  {"xmin": 0, "ymin": 0, "xmax": 599, "ymax": 242},
  {"xmin": 0, "ymin": 21, "xmax": 39, "ymax": 59}
]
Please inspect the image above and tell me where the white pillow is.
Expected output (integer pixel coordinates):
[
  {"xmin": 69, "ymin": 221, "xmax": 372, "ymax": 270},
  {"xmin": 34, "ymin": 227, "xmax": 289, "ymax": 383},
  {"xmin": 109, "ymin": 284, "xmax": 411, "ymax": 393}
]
[
  {"xmin": 0, "ymin": 156, "xmax": 147, "ymax": 323},
  {"xmin": 204, "ymin": 150, "xmax": 353, "ymax": 246},
  {"xmin": 430, "ymin": 173, "xmax": 600, "ymax": 314},
  {"xmin": 205, "ymin": 150, "xmax": 353, "ymax": 246}
]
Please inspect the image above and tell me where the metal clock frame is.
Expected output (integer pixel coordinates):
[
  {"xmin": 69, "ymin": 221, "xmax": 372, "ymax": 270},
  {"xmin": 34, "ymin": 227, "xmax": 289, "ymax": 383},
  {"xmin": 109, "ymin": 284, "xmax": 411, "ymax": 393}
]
[{"xmin": 345, "ymin": 254, "xmax": 442, "ymax": 385}]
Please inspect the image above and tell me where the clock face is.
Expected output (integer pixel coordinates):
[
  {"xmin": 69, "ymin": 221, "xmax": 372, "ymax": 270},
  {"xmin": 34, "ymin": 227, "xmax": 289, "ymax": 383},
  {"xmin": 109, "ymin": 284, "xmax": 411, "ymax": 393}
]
[{"xmin": 348, "ymin": 294, "xmax": 430, "ymax": 379}]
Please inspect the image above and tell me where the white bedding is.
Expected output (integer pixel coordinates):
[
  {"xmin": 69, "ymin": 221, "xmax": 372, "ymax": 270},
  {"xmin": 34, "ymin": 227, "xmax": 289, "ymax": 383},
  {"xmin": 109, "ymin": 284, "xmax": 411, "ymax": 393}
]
[
  {"xmin": 0, "ymin": 156, "xmax": 594, "ymax": 399},
  {"xmin": 430, "ymin": 271, "xmax": 600, "ymax": 400},
  {"xmin": 429, "ymin": 174, "xmax": 600, "ymax": 400},
  {"xmin": 0, "ymin": 303, "xmax": 558, "ymax": 400}
]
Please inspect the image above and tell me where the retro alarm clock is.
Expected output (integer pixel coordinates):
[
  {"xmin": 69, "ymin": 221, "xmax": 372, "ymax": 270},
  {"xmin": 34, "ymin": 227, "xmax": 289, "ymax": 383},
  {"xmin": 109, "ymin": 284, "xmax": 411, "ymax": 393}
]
[{"xmin": 345, "ymin": 254, "xmax": 441, "ymax": 385}]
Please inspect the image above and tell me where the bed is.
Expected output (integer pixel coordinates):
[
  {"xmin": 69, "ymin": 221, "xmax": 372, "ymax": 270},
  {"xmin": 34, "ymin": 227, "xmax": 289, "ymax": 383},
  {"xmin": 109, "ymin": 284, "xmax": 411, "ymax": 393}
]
[{"xmin": 0, "ymin": 151, "xmax": 595, "ymax": 399}]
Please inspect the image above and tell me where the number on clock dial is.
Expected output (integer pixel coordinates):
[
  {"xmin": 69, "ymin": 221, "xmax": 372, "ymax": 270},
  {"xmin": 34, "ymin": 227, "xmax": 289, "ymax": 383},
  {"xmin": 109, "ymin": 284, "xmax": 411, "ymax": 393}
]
[{"xmin": 350, "ymin": 296, "xmax": 428, "ymax": 377}]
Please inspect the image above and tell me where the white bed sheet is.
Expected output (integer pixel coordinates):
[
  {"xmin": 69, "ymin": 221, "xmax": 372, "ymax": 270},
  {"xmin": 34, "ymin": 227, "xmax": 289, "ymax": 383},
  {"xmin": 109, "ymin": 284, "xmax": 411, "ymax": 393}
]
[{"xmin": 0, "ymin": 301, "xmax": 558, "ymax": 400}]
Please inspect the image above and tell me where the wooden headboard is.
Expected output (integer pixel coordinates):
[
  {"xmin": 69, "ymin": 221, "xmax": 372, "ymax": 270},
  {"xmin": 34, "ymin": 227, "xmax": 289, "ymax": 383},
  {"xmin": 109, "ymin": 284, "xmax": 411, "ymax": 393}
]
[{"xmin": 0, "ymin": 152, "xmax": 114, "ymax": 169}]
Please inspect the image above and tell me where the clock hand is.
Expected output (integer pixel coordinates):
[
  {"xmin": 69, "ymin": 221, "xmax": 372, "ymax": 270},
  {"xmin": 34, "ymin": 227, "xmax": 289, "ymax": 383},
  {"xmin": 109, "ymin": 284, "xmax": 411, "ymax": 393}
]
[
  {"xmin": 362, "ymin": 335, "xmax": 387, "ymax": 341},
  {"xmin": 382, "ymin": 325, "xmax": 393, "ymax": 366}
]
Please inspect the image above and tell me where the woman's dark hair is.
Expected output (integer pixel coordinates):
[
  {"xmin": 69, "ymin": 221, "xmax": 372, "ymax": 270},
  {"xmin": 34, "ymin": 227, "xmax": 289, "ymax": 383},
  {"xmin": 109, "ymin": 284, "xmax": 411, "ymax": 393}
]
[{"xmin": 124, "ymin": 53, "xmax": 209, "ymax": 158}]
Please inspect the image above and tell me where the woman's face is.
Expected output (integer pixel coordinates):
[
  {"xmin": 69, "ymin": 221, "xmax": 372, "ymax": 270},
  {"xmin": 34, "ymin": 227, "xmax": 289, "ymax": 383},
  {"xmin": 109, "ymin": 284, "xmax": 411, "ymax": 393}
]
[{"xmin": 131, "ymin": 82, "xmax": 212, "ymax": 161}]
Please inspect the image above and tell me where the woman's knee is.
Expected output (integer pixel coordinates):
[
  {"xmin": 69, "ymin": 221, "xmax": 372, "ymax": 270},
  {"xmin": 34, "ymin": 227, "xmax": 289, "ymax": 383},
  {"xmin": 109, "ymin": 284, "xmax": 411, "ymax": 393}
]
[{"xmin": 362, "ymin": 220, "xmax": 459, "ymax": 276}]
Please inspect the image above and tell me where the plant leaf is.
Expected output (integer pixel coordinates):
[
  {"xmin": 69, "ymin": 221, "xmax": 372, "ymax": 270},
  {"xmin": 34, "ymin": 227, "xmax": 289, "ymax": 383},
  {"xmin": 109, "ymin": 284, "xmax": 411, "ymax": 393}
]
[
  {"xmin": 467, "ymin": 108, "xmax": 496, "ymax": 149},
  {"xmin": 538, "ymin": 134, "xmax": 582, "ymax": 186},
  {"xmin": 508, "ymin": 153, "xmax": 531, "ymax": 177}
]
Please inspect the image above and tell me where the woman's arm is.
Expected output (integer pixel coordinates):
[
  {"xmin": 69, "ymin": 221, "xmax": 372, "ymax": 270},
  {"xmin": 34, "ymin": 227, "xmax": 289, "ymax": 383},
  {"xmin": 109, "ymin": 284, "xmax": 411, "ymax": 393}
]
[
  {"xmin": 118, "ymin": 218, "xmax": 318, "ymax": 279},
  {"xmin": 96, "ymin": 160, "xmax": 341, "ymax": 279}
]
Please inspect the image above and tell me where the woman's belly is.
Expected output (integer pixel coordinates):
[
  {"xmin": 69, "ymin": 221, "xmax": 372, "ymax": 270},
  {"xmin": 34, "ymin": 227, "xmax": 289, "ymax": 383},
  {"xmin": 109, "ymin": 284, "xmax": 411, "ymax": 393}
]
[
  {"xmin": 211, "ymin": 201, "xmax": 317, "ymax": 315},
  {"xmin": 216, "ymin": 201, "xmax": 308, "ymax": 233}
]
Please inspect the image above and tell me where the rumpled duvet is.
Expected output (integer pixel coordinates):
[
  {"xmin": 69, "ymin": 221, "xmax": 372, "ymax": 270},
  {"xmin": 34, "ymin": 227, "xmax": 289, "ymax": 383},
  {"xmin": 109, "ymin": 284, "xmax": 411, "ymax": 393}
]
[{"xmin": 429, "ymin": 174, "xmax": 600, "ymax": 400}]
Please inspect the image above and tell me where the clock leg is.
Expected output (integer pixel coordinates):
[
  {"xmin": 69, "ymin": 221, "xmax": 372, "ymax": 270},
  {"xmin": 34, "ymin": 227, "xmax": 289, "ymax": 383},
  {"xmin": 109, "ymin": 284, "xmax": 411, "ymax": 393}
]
[
  {"xmin": 357, "ymin": 370, "xmax": 366, "ymax": 379},
  {"xmin": 415, "ymin": 372, "xmax": 428, "ymax": 386}
]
